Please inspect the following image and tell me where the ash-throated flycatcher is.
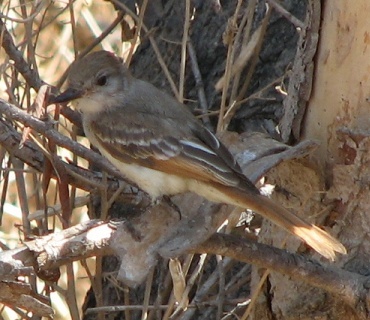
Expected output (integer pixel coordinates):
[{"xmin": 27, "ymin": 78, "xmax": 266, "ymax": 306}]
[{"xmin": 50, "ymin": 50, "xmax": 346, "ymax": 260}]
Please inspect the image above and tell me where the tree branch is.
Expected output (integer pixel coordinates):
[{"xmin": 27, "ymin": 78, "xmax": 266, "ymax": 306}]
[
  {"xmin": 196, "ymin": 233, "xmax": 370, "ymax": 314},
  {"xmin": 0, "ymin": 18, "xmax": 44, "ymax": 91},
  {"xmin": 1, "ymin": 220, "xmax": 369, "ymax": 318}
]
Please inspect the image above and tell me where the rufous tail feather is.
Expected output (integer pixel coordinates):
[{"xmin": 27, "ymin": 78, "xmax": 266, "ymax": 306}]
[{"xmin": 214, "ymin": 184, "xmax": 346, "ymax": 260}]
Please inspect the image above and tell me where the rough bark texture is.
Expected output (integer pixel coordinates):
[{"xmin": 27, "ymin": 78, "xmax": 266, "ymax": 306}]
[
  {"xmin": 129, "ymin": 0, "xmax": 306, "ymax": 135},
  {"xmin": 302, "ymin": 1, "xmax": 370, "ymax": 318},
  {"xmin": 251, "ymin": 0, "xmax": 370, "ymax": 306}
]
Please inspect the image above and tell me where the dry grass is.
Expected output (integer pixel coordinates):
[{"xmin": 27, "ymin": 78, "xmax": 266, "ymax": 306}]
[{"xmin": 0, "ymin": 1, "xmax": 123, "ymax": 319}]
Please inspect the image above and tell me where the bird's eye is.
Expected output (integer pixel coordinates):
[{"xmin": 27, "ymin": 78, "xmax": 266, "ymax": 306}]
[{"xmin": 96, "ymin": 75, "xmax": 108, "ymax": 86}]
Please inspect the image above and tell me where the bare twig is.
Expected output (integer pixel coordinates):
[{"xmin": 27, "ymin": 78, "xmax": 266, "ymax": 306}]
[
  {"xmin": 267, "ymin": 0, "xmax": 305, "ymax": 29},
  {"xmin": 241, "ymin": 269, "xmax": 270, "ymax": 320},
  {"xmin": 169, "ymin": 254, "xmax": 207, "ymax": 319},
  {"xmin": 57, "ymin": 12, "xmax": 125, "ymax": 88},
  {"xmin": 187, "ymin": 41, "xmax": 211, "ymax": 129},
  {"xmin": 216, "ymin": 255, "xmax": 225, "ymax": 320},
  {"xmin": 0, "ymin": 281, "xmax": 53, "ymax": 317},
  {"xmin": 65, "ymin": 263, "xmax": 80, "ymax": 320},
  {"xmin": 179, "ymin": 0, "xmax": 191, "ymax": 103},
  {"xmin": 0, "ymin": 18, "xmax": 44, "ymax": 91},
  {"xmin": 222, "ymin": 6, "xmax": 272, "ymax": 131},
  {"xmin": 216, "ymin": 0, "xmax": 243, "ymax": 133},
  {"xmin": 109, "ymin": 0, "xmax": 180, "ymax": 99},
  {"xmin": 12, "ymin": 158, "xmax": 31, "ymax": 235},
  {"xmin": 142, "ymin": 267, "xmax": 154, "ymax": 320},
  {"xmin": 180, "ymin": 258, "xmax": 234, "ymax": 320},
  {"xmin": 125, "ymin": 0, "xmax": 148, "ymax": 66},
  {"xmin": 229, "ymin": 0, "xmax": 256, "ymax": 104}
]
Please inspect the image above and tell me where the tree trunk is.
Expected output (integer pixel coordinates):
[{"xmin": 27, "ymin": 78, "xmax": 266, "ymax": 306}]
[{"xmin": 250, "ymin": 1, "xmax": 369, "ymax": 319}]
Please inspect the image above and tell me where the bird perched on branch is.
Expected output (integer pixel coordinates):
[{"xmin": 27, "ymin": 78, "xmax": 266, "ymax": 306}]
[{"xmin": 50, "ymin": 50, "xmax": 346, "ymax": 260}]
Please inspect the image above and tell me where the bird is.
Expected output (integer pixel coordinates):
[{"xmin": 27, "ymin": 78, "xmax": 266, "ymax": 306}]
[{"xmin": 50, "ymin": 50, "xmax": 346, "ymax": 260}]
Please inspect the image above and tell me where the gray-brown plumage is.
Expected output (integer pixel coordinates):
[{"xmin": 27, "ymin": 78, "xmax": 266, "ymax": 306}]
[{"xmin": 51, "ymin": 51, "xmax": 346, "ymax": 260}]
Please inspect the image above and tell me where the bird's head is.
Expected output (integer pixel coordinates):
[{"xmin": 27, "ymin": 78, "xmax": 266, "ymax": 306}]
[{"xmin": 50, "ymin": 51, "xmax": 128, "ymax": 114}]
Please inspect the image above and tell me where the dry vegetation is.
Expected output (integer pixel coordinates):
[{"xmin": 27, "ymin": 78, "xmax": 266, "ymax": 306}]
[{"xmin": 0, "ymin": 1, "xmax": 126, "ymax": 319}]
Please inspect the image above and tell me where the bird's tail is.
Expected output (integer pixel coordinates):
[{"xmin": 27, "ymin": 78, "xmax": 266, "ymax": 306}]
[{"xmin": 209, "ymin": 183, "xmax": 347, "ymax": 260}]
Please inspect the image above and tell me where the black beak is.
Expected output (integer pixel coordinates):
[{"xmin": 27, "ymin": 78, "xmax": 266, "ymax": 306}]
[{"xmin": 48, "ymin": 87, "xmax": 84, "ymax": 105}]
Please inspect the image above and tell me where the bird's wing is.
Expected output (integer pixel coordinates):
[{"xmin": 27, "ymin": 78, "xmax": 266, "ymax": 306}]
[{"xmin": 89, "ymin": 109, "xmax": 257, "ymax": 192}]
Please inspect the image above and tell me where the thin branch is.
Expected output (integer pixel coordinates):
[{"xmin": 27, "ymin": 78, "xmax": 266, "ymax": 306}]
[
  {"xmin": 125, "ymin": 0, "xmax": 148, "ymax": 66},
  {"xmin": 0, "ymin": 281, "xmax": 53, "ymax": 317},
  {"xmin": 179, "ymin": 0, "xmax": 191, "ymax": 103},
  {"xmin": 109, "ymin": 0, "xmax": 180, "ymax": 100},
  {"xmin": 187, "ymin": 41, "xmax": 211, "ymax": 129},
  {"xmin": 0, "ymin": 18, "xmax": 44, "ymax": 91},
  {"xmin": 1, "ymin": 220, "xmax": 113, "ymax": 275},
  {"xmin": 216, "ymin": 0, "xmax": 243, "ymax": 133},
  {"xmin": 195, "ymin": 233, "xmax": 370, "ymax": 315},
  {"xmin": 57, "ymin": 12, "xmax": 125, "ymax": 88},
  {"xmin": 222, "ymin": 6, "xmax": 272, "ymax": 131},
  {"xmin": 12, "ymin": 158, "xmax": 31, "ymax": 234},
  {"xmin": 267, "ymin": 0, "xmax": 305, "ymax": 29}
]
